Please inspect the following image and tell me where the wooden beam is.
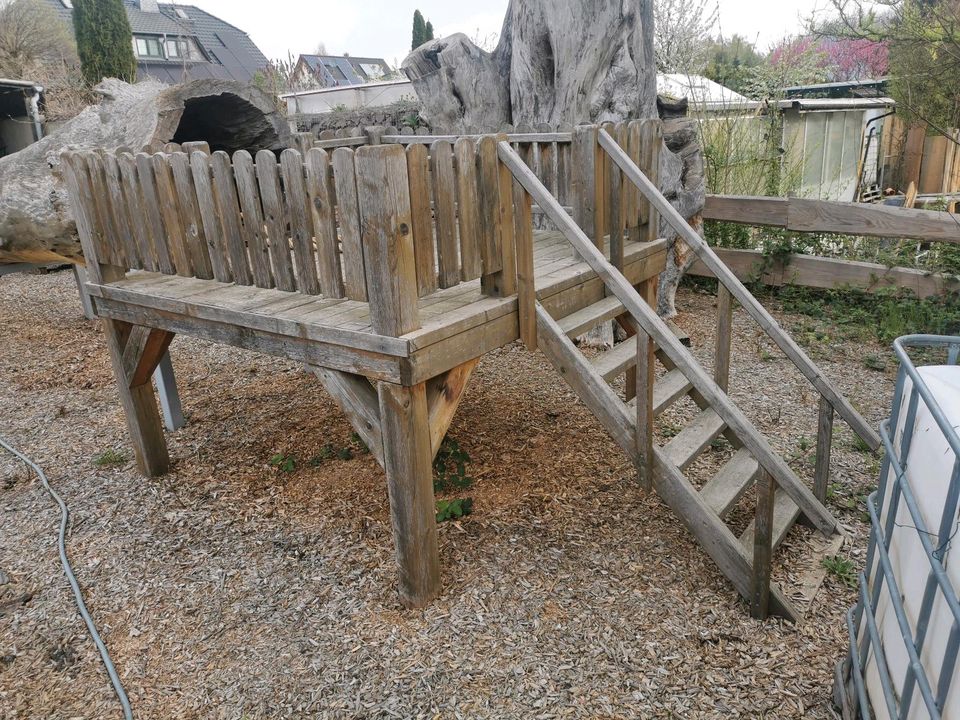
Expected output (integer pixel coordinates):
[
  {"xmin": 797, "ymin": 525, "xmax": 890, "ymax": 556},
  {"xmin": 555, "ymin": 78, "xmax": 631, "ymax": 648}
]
[
  {"xmin": 688, "ymin": 247, "xmax": 960, "ymax": 299},
  {"xmin": 813, "ymin": 398, "xmax": 834, "ymax": 504},
  {"xmin": 103, "ymin": 315, "xmax": 169, "ymax": 477},
  {"xmin": 751, "ymin": 470, "xmax": 775, "ymax": 619},
  {"xmin": 702, "ymin": 194, "xmax": 960, "ymax": 243},
  {"xmin": 715, "ymin": 284, "xmax": 732, "ymax": 392},
  {"xmin": 378, "ymin": 381, "xmax": 441, "ymax": 608},
  {"xmin": 121, "ymin": 326, "xmax": 175, "ymax": 388},
  {"xmin": 311, "ymin": 365, "xmax": 385, "ymax": 467},
  {"xmin": 426, "ymin": 359, "xmax": 479, "ymax": 457}
]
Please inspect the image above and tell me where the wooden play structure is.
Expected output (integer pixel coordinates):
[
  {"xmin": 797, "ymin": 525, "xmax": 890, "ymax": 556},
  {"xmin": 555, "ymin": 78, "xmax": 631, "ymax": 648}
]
[{"xmin": 61, "ymin": 121, "xmax": 880, "ymax": 620}]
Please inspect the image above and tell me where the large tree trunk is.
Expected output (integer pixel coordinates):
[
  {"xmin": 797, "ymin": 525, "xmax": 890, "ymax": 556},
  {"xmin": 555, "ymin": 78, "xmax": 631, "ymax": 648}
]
[
  {"xmin": 402, "ymin": 0, "xmax": 703, "ymax": 319},
  {"xmin": 0, "ymin": 78, "xmax": 290, "ymax": 266}
]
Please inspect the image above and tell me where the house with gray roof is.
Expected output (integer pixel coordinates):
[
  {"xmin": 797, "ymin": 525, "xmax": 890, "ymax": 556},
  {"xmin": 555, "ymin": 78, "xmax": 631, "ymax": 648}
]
[
  {"xmin": 47, "ymin": 0, "xmax": 268, "ymax": 85},
  {"xmin": 291, "ymin": 54, "xmax": 395, "ymax": 90}
]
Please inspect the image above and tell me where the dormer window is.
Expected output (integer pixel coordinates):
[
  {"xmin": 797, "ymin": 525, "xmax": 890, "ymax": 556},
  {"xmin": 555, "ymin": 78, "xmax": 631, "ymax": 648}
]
[
  {"xmin": 134, "ymin": 36, "xmax": 164, "ymax": 58},
  {"xmin": 166, "ymin": 38, "xmax": 190, "ymax": 59}
]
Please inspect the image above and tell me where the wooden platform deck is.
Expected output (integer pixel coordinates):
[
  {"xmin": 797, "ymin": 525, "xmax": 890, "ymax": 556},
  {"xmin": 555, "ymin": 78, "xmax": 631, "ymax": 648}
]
[{"xmin": 86, "ymin": 231, "xmax": 668, "ymax": 385}]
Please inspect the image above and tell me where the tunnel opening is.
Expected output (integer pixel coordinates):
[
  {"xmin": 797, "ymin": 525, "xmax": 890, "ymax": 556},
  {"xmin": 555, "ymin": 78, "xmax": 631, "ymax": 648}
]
[{"xmin": 171, "ymin": 93, "xmax": 282, "ymax": 154}]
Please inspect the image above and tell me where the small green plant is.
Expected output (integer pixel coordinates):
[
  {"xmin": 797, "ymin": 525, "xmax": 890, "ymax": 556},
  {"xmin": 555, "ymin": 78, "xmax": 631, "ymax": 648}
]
[
  {"xmin": 93, "ymin": 449, "xmax": 127, "ymax": 466},
  {"xmin": 798, "ymin": 436, "xmax": 810, "ymax": 452},
  {"xmin": 336, "ymin": 447, "xmax": 354, "ymax": 461},
  {"xmin": 269, "ymin": 453, "xmax": 296, "ymax": 473},
  {"xmin": 863, "ymin": 354, "xmax": 887, "ymax": 372},
  {"xmin": 821, "ymin": 555, "xmax": 858, "ymax": 588},
  {"xmin": 350, "ymin": 432, "xmax": 369, "ymax": 454},
  {"xmin": 309, "ymin": 444, "xmax": 336, "ymax": 466},
  {"xmin": 851, "ymin": 434, "xmax": 873, "ymax": 454},
  {"xmin": 433, "ymin": 437, "xmax": 472, "ymax": 492},
  {"xmin": 436, "ymin": 497, "xmax": 473, "ymax": 522}
]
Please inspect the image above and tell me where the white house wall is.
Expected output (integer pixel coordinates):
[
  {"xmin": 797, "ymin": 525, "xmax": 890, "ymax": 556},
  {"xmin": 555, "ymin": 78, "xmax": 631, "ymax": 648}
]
[{"xmin": 285, "ymin": 81, "xmax": 417, "ymax": 115}]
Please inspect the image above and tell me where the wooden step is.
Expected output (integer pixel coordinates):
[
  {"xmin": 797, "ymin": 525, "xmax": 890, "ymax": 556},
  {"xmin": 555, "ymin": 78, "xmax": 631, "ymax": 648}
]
[
  {"xmin": 557, "ymin": 296, "xmax": 624, "ymax": 338},
  {"xmin": 591, "ymin": 337, "xmax": 636, "ymax": 381},
  {"xmin": 626, "ymin": 368, "xmax": 693, "ymax": 416},
  {"xmin": 700, "ymin": 448, "xmax": 760, "ymax": 519},
  {"xmin": 662, "ymin": 408, "xmax": 726, "ymax": 471},
  {"xmin": 740, "ymin": 490, "xmax": 801, "ymax": 553}
]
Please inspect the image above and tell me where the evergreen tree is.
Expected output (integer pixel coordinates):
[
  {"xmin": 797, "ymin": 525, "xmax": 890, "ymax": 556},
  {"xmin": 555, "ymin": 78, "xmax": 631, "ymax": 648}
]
[
  {"xmin": 412, "ymin": 10, "xmax": 427, "ymax": 50},
  {"xmin": 425, "ymin": 20, "xmax": 434, "ymax": 42},
  {"xmin": 74, "ymin": 0, "xmax": 137, "ymax": 85}
]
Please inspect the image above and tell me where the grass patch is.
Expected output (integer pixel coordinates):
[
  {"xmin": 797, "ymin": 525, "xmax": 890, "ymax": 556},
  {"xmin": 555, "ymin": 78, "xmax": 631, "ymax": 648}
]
[
  {"xmin": 93, "ymin": 449, "xmax": 127, "ymax": 466},
  {"xmin": 821, "ymin": 555, "xmax": 858, "ymax": 587}
]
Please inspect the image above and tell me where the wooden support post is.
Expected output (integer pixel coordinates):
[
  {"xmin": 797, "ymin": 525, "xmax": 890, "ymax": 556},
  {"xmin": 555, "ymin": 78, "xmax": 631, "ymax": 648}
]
[
  {"xmin": 635, "ymin": 276, "xmax": 656, "ymax": 488},
  {"xmin": 378, "ymin": 381, "xmax": 441, "ymax": 608},
  {"xmin": 814, "ymin": 397, "xmax": 835, "ymax": 503},
  {"xmin": 513, "ymin": 177, "xmax": 536, "ymax": 350},
  {"xmin": 751, "ymin": 470, "xmax": 775, "ymax": 619},
  {"xmin": 715, "ymin": 283, "xmax": 733, "ymax": 392},
  {"xmin": 641, "ymin": 119, "xmax": 662, "ymax": 243},
  {"xmin": 103, "ymin": 316, "xmax": 171, "ymax": 477},
  {"xmin": 354, "ymin": 145, "xmax": 420, "ymax": 336},
  {"xmin": 426, "ymin": 359, "xmax": 478, "ymax": 456},
  {"xmin": 571, "ymin": 126, "xmax": 597, "ymax": 254},
  {"xmin": 312, "ymin": 366, "xmax": 385, "ymax": 467}
]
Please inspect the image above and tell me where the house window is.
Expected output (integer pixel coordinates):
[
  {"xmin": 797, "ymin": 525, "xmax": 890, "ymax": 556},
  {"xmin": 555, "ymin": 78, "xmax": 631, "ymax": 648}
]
[
  {"xmin": 134, "ymin": 36, "xmax": 163, "ymax": 58},
  {"xmin": 165, "ymin": 38, "xmax": 190, "ymax": 59}
]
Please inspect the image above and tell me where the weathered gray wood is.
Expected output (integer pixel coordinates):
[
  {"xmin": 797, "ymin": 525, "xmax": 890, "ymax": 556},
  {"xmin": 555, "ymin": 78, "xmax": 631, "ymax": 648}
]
[
  {"xmin": 571, "ymin": 126, "xmax": 597, "ymax": 243},
  {"xmin": 515, "ymin": 180, "xmax": 535, "ymax": 349},
  {"xmin": 663, "ymin": 408, "xmax": 726, "ymax": 471},
  {"xmin": 688, "ymin": 246, "xmax": 960, "ymax": 300},
  {"xmin": 135, "ymin": 153, "xmax": 176, "ymax": 275},
  {"xmin": 305, "ymin": 148, "xmax": 344, "ymax": 298},
  {"xmin": 454, "ymin": 138, "xmax": 482, "ymax": 280},
  {"xmin": 406, "ymin": 144, "xmax": 438, "ymax": 295},
  {"xmin": 494, "ymin": 137, "xmax": 518, "ymax": 298},
  {"xmin": 169, "ymin": 152, "xmax": 214, "ymax": 280},
  {"xmin": 653, "ymin": 453, "xmax": 797, "ymax": 620},
  {"xmin": 814, "ymin": 397, "xmax": 834, "ymax": 503},
  {"xmin": 377, "ymin": 381, "xmax": 441, "ymax": 608},
  {"xmin": 279, "ymin": 149, "xmax": 321, "ymax": 295},
  {"xmin": 61, "ymin": 154, "xmax": 108, "ymax": 282},
  {"xmin": 99, "ymin": 153, "xmax": 141, "ymax": 269},
  {"xmin": 232, "ymin": 150, "xmax": 274, "ymax": 288},
  {"xmin": 312, "ymin": 366, "xmax": 384, "ymax": 467},
  {"xmin": 751, "ymin": 470, "xmax": 775, "ymax": 619},
  {"xmin": 641, "ymin": 120, "xmax": 661, "ymax": 243},
  {"xmin": 153, "ymin": 351, "xmax": 184, "ymax": 432},
  {"xmin": 189, "ymin": 151, "xmax": 232, "ymax": 283},
  {"xmin": 635, "ymin": 327, "xmax": 654, "ymax": 489},
  {"xmin": 700, "ymin": 448, "xmax": 760, "ymax": 519},
  {"xmin": 604, "ymin": 122, "xmax": 624, "ymax": 268},
  {"xmin": 121, "ymin": 325, "xmax": 175, "ymax": 388},
  {"xmin": 558, "ymin": 295, "xmax": 624, "ymax": 338},
  {"xmin": 703, "ymin": 194, "xmax": 960, "ymax": 242},
  {"xmin": 151, "ymin": 153, "xmax": 194, "ymax": 277},
  {"xmin": 102, "ymin": 316, "xmax": 170, "ymax": 477},
  {"xmin": 477, "ymin": 136, "xmax": 506, "ymax": 294},
  {"xmin": 85, "ymin": 154, "xmax": 125, "ymax": 267},
  {"xmin": 741, "ymin": 489, "xmax": 801, "ymax": 555},
  {"xmin": 715, "ymin": 283, "xmax": 733, "ymax": 392},
  {"xmin": 116, "ymin": 152, "xmax": 158, "ymax": 272},
  {"xmin": 597, "ymin": 129, "xmax": 881, "ymax": 453},
  {"xmin": 210, "ymin": 151, "xmax": 253, "ymax": 285},
  {"xmin": 354, "ymin": 144, "xmax": 420, "ymax": 336},
  {"xmin": 536, "ymin": 303, "xmax": 640, "ymax": 465},
  {"xmin": 330, "ymin": 148, "xmax": 367, "ymax": 301},
  {"xmin": 254, "ymin": 150, "xmax": 296, "ymax": 291},
  {"xmin": 430, "ymin": 140, "xmax": 460, "ymax": 289},
  {"xmin": 181, "ymin": 141, "xmax": 210, "ymax": 155},
  {"xmin": 501, "ymin": 139, "xmax": 839, "ymax": 536}
]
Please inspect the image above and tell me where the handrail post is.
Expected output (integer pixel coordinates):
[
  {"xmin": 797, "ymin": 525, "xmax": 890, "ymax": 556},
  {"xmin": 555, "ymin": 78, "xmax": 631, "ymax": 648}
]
[
  {"xmin": 751, "ymin": 469, "xmax": 775, "ymax": 619},
  {"xmin": 715, "ymin": 283, "xmax": 733, "ymax": 392},
  {"xmin": 501, "ymin": 141, "xmax": 534, "ymax": 349},
  {"xmin": 814, "ymin": 397, "xmax": 835, "ymax": 503},
  {"xmin": 571, "ymin": 125, "xmax": 598, "ymax": 253}
]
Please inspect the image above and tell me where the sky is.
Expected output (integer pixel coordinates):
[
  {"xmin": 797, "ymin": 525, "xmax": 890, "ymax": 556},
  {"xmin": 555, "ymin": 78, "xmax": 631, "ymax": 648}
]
[{"xmin": 189, "ymin": 0, "xmax": 834, "ymax": 67}]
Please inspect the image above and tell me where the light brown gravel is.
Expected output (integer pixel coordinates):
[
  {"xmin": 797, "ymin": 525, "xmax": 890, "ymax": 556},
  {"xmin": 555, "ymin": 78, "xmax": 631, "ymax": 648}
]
[{"xmin": 0, "ymin": 271, "xmax": 893, "ymax": 719}]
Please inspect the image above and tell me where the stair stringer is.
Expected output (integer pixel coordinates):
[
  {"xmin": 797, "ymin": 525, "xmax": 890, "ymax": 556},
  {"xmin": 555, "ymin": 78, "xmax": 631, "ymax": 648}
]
[{"xmin": 536, "ymin": 302, "xmax": 799, "ymax": 620}]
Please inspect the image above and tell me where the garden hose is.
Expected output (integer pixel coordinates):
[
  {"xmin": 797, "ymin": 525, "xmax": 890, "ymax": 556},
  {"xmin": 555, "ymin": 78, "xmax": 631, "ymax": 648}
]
[{"xmin": 0, "ymin": 435, "xmax": 133, "ymax": 720}]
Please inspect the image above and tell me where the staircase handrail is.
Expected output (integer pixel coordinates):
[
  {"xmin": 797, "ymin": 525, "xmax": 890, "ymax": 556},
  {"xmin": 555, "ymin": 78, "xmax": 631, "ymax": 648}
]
[
  {"xmin": 596, "ymin": 128, "xmax": 881, "ymax": 452},
  {"xmin": 497, "ymin": 140, "xmax": 838, "ymax": 535}
]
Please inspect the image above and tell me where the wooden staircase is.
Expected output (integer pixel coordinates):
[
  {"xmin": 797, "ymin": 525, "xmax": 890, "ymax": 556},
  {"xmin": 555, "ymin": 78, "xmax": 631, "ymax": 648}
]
[{"xmin": 497, "ymin": 130, "xmax": 881, "ymax": 621}]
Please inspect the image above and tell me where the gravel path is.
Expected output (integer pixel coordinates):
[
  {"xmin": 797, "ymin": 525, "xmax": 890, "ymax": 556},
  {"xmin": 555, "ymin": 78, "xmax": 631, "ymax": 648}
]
[{"xmin": 0, "ymin": 271, "xmax": 893, "ymax": 719}]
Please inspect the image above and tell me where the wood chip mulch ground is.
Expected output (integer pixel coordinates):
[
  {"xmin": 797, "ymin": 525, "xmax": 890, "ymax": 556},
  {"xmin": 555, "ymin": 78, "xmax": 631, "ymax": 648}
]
[{"xmin": 0, "ymin": 271, "xmax": 893, "ymax": 719}]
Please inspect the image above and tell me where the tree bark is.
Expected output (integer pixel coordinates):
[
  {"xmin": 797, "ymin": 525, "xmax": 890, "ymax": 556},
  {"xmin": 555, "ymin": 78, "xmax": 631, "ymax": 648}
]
[{"xmin": 0, "ymin": 78, "xmax": 290, "ymax": 265}]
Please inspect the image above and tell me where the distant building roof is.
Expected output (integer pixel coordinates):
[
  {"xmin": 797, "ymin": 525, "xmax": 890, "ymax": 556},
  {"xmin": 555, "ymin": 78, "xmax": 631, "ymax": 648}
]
[
  {"xmin": 657, "ymin": 73, "xmax": 755, "ymax": 110},
  {"xmin": 46, "ymin": 0, "xmax": 268, "ymax": 84},
  {"xmin": 297, "ymin": 54, "xmax": 393, "ymax": 87},
  {"xmin": 782, "ymin": 78, "xmax": 888, "ymax": 99}
]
